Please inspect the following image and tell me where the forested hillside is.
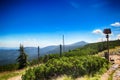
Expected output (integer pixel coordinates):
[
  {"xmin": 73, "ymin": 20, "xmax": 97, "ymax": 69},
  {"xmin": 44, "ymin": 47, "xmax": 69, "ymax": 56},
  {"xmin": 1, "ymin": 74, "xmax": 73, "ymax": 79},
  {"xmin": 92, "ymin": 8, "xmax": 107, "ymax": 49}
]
[{"xmin": 22, "ymin": 40, "xmax": 120, "ymax": 80}]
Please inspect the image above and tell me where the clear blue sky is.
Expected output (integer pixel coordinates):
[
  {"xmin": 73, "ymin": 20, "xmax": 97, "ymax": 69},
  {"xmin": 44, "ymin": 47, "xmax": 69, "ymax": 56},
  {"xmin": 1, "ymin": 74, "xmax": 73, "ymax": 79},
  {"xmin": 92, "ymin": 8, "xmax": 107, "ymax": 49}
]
[{"xmin": 0, "ymin": 0, "xmax": 120, "ymax": 47}]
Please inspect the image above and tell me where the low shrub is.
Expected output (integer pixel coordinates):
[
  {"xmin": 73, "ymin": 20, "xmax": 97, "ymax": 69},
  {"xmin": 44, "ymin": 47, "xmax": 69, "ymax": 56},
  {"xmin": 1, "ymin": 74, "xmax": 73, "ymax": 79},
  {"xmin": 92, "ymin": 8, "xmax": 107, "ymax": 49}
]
[{"xmin": 22, "ymin": 56, "xmax": 109, "ymax": 80}]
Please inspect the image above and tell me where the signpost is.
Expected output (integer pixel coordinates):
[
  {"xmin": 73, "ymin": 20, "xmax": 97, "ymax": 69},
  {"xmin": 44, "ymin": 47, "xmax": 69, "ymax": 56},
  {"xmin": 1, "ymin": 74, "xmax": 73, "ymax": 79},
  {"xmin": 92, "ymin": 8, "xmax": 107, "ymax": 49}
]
[{"xmin": 103, "ymin": 28, "xmax": 111, "ymax": 61}]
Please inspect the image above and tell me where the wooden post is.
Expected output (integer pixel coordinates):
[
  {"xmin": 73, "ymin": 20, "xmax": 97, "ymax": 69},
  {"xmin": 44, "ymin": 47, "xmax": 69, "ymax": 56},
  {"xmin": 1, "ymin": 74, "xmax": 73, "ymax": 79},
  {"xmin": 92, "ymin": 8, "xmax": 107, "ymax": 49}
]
[
  {"xmin": 63, "ymin": 35, "xmax": 65, "ymax": 53},
  {"xmin": 103, "ymin": 28, "xmax": 111, "ymax": 61},
  {"xmin": 60, "ymin": 44, "xmax": 62, "ymax": 57},
  {"xmin": 38, "ymin": 46, "xmax": 40, "ymax": 64},
  {"xmin": 106, "ymin": 34, "xmax": 109, "ymax": 61}
]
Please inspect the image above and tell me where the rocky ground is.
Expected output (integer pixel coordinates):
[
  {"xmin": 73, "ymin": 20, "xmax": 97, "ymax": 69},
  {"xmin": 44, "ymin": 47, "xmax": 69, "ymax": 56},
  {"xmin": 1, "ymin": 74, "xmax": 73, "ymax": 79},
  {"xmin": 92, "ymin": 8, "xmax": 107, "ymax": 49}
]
[
  {"xmin": 101, "ymin": 54, "xmax": 120, "ymax": 80},
  {"xmin": 112, "ymin": 55, "xmax": 120, "ymax": 80}
]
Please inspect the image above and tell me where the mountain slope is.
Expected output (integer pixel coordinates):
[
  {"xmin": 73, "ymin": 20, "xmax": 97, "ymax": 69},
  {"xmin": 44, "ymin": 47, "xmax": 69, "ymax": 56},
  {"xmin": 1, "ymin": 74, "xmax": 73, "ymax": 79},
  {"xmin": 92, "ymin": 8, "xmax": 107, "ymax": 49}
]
[
  {"xmin": 47, "ymin": 41, "xmax": 87, "ymax": 54},
  {"xmin": 0, "ymin": 41, "xmax": 87, "ymax": 65}
]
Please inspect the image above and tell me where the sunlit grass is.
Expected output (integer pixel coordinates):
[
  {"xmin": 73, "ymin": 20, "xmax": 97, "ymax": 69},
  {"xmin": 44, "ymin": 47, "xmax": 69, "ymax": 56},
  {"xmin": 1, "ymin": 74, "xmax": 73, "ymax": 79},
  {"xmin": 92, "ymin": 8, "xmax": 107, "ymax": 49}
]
[
  {"xmin": 97, "ymin": 46, "xmax": 120, "ymax": 56},
  {"xmin": 0, "ymin": 71, "xmax": 21, "ymax": 80},
  {"xmin": 56, "ymin": 74, "xmax": 101, "ymax": 80},
  {"xmin": 0, "ymin": 64, "xmax": 40, "ymax": 80},
  {"xmin": 0, "ymin": 68, "xmax": 25, "ymax": 80},
  {"xmin": 55, "ymin": 75, "xmax": 73, "ymax": 80}
]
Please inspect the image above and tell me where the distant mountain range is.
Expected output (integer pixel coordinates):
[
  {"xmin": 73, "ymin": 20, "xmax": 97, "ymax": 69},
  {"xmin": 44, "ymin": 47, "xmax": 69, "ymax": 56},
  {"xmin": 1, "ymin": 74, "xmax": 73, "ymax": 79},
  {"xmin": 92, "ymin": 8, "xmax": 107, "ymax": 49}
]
[
  {"xmin": 46, "ymin": 41, "xmax": 87, "ymax": 54},
  {"xmin": 0, "ymin": 41, "xmax": 87, "ymax": 65}
]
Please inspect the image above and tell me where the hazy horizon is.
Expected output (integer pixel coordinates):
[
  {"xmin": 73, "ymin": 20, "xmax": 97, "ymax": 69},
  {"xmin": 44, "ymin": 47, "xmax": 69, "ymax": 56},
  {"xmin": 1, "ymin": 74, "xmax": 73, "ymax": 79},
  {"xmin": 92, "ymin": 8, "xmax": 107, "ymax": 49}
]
[{"xmin": 0, "ymin": 40, "xmax": 88, "ymax": 48}]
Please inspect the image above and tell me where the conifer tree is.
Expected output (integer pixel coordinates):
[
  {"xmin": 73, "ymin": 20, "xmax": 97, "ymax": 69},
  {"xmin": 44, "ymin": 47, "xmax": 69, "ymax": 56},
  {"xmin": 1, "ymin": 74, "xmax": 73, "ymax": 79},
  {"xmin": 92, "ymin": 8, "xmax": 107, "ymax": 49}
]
[{"xmin": 17, "ymin": 44, "xmax": 28, "ymax": 69}]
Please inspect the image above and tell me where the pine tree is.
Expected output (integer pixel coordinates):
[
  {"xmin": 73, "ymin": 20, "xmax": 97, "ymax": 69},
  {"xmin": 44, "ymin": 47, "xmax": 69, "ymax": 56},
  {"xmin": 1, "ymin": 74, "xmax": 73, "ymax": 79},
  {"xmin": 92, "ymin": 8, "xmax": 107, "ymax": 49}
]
[{"xmin": 17, "ymin": 44, "xmax": 28, "ymax": 69}]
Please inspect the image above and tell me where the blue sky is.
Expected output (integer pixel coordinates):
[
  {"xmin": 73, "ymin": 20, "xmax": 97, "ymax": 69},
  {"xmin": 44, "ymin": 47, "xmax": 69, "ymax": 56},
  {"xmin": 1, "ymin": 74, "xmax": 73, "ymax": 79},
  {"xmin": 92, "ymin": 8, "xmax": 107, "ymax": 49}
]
[{"xmin": 0, "ymin": 0, "xmax": 120, "ymax": 47}]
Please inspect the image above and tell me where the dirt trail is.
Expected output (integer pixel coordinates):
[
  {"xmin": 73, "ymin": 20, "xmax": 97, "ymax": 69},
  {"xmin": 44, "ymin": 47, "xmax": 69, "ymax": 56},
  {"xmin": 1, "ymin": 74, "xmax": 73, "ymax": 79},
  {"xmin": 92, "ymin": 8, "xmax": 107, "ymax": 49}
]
[{"xmin": 8, "ymin": 75, "xmax": 22, "ymax": 80}]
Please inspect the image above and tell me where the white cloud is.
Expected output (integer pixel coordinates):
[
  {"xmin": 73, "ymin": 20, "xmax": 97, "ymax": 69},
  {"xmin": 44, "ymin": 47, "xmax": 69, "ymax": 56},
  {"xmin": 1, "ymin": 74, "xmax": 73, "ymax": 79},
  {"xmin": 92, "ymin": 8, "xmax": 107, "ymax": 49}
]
[
  {"xmin": 117, "ymin": 34, "xmax": 120, "ymax": 39},
  {"xmin": 92, "ymin": 29, "xmax": 103, "ymax": 34},
  {"xmin": 96, "ymin": 38, "xmax": 105, "ymax": 42},
  {"xmin": 111, "ymin": 22, "xmax": 120, "ymax": 27}
]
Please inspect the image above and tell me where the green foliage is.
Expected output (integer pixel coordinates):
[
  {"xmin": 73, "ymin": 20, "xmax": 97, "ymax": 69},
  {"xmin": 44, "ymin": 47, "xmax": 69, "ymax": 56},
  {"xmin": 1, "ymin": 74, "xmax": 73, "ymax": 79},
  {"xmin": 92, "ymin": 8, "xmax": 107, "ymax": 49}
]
[
  {"xmin": 43, "ymin": 55, "xmax": 49, "ymax": 63},
  {"xmin": 62, "ymin": 75, "xmax": 73, "ymax": 80},
  {"xmin": 22, "ymin": 56, "xmax": 109, "ymax": 80},
  {"xmin": 22, "ymin": 68, "xmax": 36, "ymax": 80},
  {"xmin": 29, "ymin": 57, "xmax": 44, "ymax": 66},
  {"xmin": 0, "ymin": 68, "xmax": 24, "ymax": 80},
  {"xmin": 0, "ymin": 71, "xmax": 19, "ymax": 80},
  {"xmin": 17, "ymin": 45, "xmax": 28, "ymax": 69},
  {"xmin": 0, "ymin": 63, "xmax": 19, "ymax": 72},
  {"xmin": 29, "ymin": 40, "xmax": 120, "ymax": 65},
  {"xmin": 62, "ymin": 40, "xmax": 120, "ymax": 57}
]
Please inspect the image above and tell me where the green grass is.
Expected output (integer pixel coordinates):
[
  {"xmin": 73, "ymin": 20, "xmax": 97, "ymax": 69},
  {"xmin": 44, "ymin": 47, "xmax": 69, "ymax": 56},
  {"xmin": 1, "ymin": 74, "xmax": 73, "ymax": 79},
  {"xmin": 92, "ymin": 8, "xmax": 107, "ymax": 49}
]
[
  {"xmin": 0, "ymin": 69, "xmax": 24, "ymax": 80},
  {"xmin": 56, "ymin": 74, "xmax": 101, "ymax": 80},
  {"xmin": 0, "ymin": 72, "xmax": 19, "ymax": 80},
  {"xmin": 55, "ymin": 75, "xmax": 74, "ymax": 80},
  {"xmin": 0, "ymin": 65, "xmax": 40, "ymax": 80}
]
